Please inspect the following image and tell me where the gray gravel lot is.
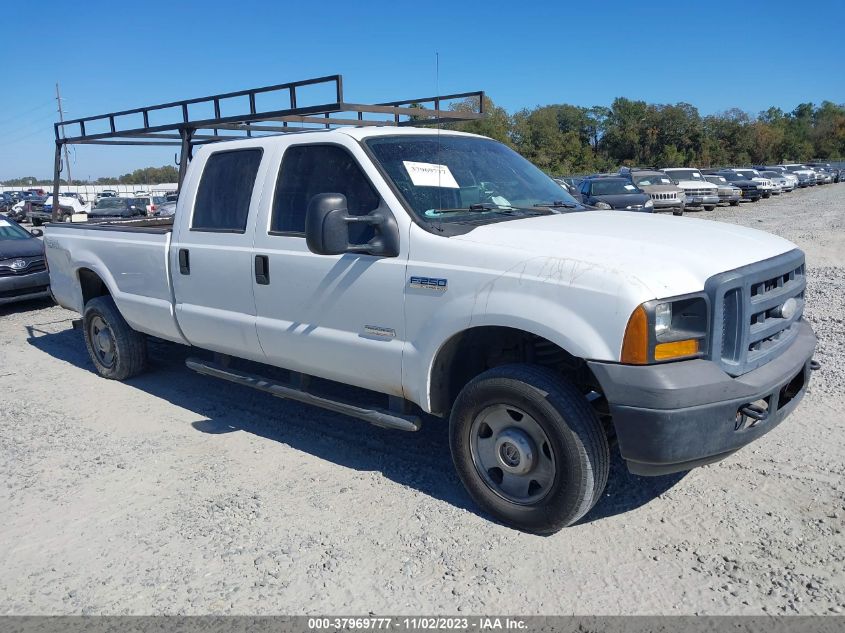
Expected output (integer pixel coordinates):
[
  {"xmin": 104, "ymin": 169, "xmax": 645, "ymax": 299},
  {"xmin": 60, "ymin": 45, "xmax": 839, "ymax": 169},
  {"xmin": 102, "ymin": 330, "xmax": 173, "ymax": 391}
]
[{"xmin": 0, "ymin": 184, "xmax": 843, "ymax": 615}]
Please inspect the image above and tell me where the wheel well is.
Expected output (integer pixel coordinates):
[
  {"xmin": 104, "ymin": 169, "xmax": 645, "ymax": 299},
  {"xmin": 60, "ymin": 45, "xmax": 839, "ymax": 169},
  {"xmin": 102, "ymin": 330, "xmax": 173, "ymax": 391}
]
[
  {"xmin": 78, "ymin": 268, "xmax": 110, "ymax": 306},
  {"xmin": 428, "ymin": 326, "xmax": 605, "ymax": 417}
]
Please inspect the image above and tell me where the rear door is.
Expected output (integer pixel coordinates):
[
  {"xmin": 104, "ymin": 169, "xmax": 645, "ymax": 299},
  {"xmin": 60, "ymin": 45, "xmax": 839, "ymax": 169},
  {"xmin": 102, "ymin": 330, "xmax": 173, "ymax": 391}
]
[
  {"xmin": 251, "ymin": 139, "xmax": 407, "ymax": 396},
  {"xmin": 170, "ymin": 145, "xmax": 268, "ymax": 361}
]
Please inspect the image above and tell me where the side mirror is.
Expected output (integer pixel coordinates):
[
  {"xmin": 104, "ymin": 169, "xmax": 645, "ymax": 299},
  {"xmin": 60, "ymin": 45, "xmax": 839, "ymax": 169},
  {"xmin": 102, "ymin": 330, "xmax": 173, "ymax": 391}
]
[
  {"xmin": 30, "ymin": 228, "xmax": 43, "ymax": 237},
  {"xmin": 305, "ymin": 193, "xmax": 399, "ymax": 257}
]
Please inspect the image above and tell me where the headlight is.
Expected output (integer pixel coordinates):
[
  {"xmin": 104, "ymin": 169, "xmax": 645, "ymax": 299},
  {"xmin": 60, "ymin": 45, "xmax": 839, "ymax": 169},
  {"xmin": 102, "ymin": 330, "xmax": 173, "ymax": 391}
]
[
  {"xmin": 644, "ymin": 199, "xmax": 654, "ymax": 208},
  {"xmin": 620, "ymin": 294, "xmax": 709, "ymax": 364},
  {"xmin": 593, "ymin": 201, "xmax": 612, "ymax": 210}
]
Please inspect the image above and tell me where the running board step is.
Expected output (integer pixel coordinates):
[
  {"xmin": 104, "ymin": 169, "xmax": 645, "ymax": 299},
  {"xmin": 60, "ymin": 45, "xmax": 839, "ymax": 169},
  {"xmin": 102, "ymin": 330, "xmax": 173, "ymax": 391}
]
[{"xmin": 185, "ymin": 357, "xmax": 421, "ymax": 432}]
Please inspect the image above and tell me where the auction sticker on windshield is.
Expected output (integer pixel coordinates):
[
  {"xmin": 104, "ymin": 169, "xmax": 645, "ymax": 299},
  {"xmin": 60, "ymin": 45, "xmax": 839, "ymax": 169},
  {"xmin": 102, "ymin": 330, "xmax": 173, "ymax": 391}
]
[{"xmin": 403, "ymin": 161, "xmax": 460, "ymax": 188}]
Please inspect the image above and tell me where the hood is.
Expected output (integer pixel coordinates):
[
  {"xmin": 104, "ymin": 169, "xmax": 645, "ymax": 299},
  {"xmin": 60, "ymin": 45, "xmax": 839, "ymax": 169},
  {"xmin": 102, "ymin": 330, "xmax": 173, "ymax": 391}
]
[
  {"xmin": 0, "ymin": 237, "xmax": 44, "ymax": 260},
  {"xmin": 727, "ymin": 178, "xmax": 758, "ymax": 188},
  {"xmin": 451, "ymin": 211, "xmax": 796, "ymax": 299},
  {"xmin": 674, "ymin": 180, "xmax": 715, "ymax": 190},
  {"xmin": 591, "ymin": 193, "xmax": 651, "ymax": 208}
]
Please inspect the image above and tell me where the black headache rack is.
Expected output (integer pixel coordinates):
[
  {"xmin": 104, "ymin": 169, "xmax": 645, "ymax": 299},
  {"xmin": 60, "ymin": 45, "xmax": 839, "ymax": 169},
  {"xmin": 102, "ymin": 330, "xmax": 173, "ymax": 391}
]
[{"xmin": 51, "ymin": 74, "xmax": 485, "ymax": 221}]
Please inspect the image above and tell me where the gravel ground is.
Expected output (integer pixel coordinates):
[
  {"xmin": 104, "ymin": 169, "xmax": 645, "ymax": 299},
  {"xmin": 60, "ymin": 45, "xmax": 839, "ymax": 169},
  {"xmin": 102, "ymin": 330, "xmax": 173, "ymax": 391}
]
[{"xmin": 0, "ymin": 184, "xmax": 843, "ymax": 615}]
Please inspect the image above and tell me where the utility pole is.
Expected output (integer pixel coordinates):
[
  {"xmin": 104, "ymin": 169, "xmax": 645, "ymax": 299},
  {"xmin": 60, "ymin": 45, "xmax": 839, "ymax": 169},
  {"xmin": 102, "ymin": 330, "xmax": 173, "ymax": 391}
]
[{"xmin": 55, "ymin": 82, "xmax": 72, "ymax": 184}]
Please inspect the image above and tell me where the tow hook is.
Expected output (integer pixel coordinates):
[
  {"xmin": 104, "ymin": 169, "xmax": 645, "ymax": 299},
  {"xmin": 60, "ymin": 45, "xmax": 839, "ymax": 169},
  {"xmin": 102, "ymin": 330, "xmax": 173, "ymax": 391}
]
[
  {"xmin": 739, "ymin": 403, "xmax": 769, "ymax": 423},
  {"xmin": 810, "ymin": 359, "xmax": 821, "ymax": 371}
]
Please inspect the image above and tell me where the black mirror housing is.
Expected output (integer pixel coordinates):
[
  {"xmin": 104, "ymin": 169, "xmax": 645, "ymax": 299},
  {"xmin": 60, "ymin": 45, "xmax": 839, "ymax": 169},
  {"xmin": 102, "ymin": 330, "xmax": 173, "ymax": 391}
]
[{"xmin": 305, "ymin": 193, "xmax": 399, "ymax": 257}]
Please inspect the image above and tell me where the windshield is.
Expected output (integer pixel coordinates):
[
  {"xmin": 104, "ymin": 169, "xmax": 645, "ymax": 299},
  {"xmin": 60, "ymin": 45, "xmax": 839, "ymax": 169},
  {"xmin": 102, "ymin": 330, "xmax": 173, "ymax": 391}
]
[
  {"xmin": 0, "ymin": 218, "xmax": 33, "ymax": 240},
  {"xmin": 665, "ymin": 169, "xmax": 702, "ymax": 180},
  {"xmin": 591, "ymin": 179, "xmax": 642, "ymax": 195},
  {"xmin": 705, "ymin": 176, "xmax": 727, "ymax": 184},
  {"xmin": 634, "ymin": 175, "xmax": 673, "ymax": 186},
  {"xmin": 735, "ymin": 170, "xmax": 758, "ymax": 178},
  {"xmin": 365, "ymin": 135, "xmax": 581, "ymax": 223},
  {"xmin": 95, "ymin": 198, "xmax": 127, "ymax": 209}
]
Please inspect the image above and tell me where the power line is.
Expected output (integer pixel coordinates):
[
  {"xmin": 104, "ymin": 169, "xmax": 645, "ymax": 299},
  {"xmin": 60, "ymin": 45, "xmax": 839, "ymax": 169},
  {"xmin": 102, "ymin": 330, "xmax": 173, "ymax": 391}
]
[{"xmin": 0, "ymin": 99, "xmax": 54, "ymax": 127}]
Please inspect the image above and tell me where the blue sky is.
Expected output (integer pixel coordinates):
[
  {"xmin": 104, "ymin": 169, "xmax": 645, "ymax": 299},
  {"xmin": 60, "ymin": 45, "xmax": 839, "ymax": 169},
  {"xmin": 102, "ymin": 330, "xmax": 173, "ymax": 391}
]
[{"xmin": 2, "ymin": 0, "xmax": 843, "ymax": 180}]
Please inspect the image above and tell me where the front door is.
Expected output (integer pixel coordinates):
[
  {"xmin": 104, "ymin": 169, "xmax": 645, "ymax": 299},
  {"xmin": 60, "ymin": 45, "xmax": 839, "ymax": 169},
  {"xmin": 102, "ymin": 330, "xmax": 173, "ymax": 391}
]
[{"xmin": 251, "ymin": 141, "xmax": 407, "ymax": 396}]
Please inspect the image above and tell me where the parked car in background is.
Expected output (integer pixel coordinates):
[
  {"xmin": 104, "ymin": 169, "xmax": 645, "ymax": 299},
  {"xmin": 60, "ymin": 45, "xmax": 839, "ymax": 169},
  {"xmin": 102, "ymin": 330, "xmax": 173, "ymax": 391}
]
[
  {"xmin": 577, "ymin": 176, "xmax": 654, "ymax": 211},
  {"xmin": 779, "ymin": 164, "xmax": 817, "ymax": 186},
  {"xmin": 814, "ymin": 167, "xmax": 833, "ymax": 184},
  {"xmin": 88, "ymin": 197, "xmax": 149, "ymax": 220},
  {"xmin": 156, "ymin": 200, "xmax": 177, "ymax": 217},
  {"xmin": 702, "ymin": 175, "xmax": 742, "ymax": 205},
  {"xmin": 27, "ymin": 194, "xmax": 87, "ymax": 225},
  {"xmin": 713, "ymin": 171, "xmax": 764, "ymax": 202},
  {"xmin": 96, "ymin": 190, "xmax": 119, "ymax": 201},
  {"xmin": 722, "ymin": 169, "xmax": 776, "ymax": 197},
  {"xmin": 553, "ymin": 178, "xmax": 577, "ymax": 196},
  {"xmin": 0, "ymin": 214, "xmax": 50, "ymax": 305},
  {"xmin": 129, "ymin": 194, "xmax": 167, "ymax": 216},
  {"xmin": 0, "ymin": 193, "xmax": 15, "ymax": 212},
  {"xmin": 620, "ymin": 168, "xmax": 685, "ymax": 215},
  {"xmin": 756, "ymin": 166, "xmax": 799, "ymax": 189},
  {"xmin": 660, "ymin": 168, "xmax": 719, "ymax": 211},
  {"xmin": 758, "ymin": 170, "xmax": 793, "ymax": 193},
  {"xmin": 165, "ymin": 192, "xmax": 179, "ymax": 202}
]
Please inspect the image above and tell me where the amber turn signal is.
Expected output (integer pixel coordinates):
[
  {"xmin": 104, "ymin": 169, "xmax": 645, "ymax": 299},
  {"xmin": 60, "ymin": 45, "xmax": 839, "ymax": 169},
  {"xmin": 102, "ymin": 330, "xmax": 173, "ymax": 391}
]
[
  {"xmin": 654, "ymin": 338, "xmax": 699, "ymax": 360},
  {"xmin": 620, "ymin": 305, "xmax": 649, "ymax": 364}
]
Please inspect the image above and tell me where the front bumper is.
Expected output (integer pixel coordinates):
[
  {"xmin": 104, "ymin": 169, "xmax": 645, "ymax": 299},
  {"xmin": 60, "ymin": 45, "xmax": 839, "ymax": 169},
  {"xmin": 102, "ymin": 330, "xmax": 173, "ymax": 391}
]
[
  {"xmin": 717, "ymin": 191, "xmax": 741, "ymax": 204},
  {"xmin": 588, "ymin": 319, "xmax": 816, "ymax": 476},
  {"xmin": 652, "ymin": 199, "xmax": 684, "ymax": 211},
  {"xmin": 685, "ymin": 194, "xmax": 720, "ymax": 206},
  {"xmin": 0, "ymin": 270, "xmax": 51, "ymax": 305}
]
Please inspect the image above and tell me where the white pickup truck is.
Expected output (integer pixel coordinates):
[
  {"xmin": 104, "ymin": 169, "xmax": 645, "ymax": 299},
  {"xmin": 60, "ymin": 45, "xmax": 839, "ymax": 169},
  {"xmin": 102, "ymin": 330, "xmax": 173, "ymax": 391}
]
[{"xmin": 45, "ymin": 127, "xmax": 817, "ymax": 533}]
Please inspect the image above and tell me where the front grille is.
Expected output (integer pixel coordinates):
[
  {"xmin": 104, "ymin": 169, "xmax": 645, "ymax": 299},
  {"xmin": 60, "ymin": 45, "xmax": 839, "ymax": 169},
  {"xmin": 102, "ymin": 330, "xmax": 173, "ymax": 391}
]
[
  {"xmin": 705, "ymin": 250, "xmax": 805, "ymax": 376},
  {"xmin": 649, "ymin": 192, "xmax": 678, "ymax": 200},
  {"xmin": 0, "ymin": 257, "xmax": 46, "ymax": 277},
  {"xmin": 685, "ymin": 188, "xmax": 717, "ymax": 196}
]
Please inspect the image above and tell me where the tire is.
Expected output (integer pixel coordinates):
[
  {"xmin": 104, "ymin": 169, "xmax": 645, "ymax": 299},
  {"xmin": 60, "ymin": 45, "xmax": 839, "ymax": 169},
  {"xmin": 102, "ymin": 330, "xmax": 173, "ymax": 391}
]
[
  {"xmin": 704, "ymin": 205, "xmax": 715, "ymax": 211},
  {"xmin": 31, "ymin": 218, "xmax": 42, "ymax": 226},
  {"xmin": 63, "ymin": 213, "xmax": 72, "ymax": 223},
  {"xmin": 82, "ymin": 296, "xmax": 147, "ymax": 380},
  {"xmin": 449, "ymin": 364, "xmax": 609, "ymax": 534},
  {"xmin": 672, "ymin": 207, "xmax": 684, "ymax": 216},
  {"xmin": 730, "ymin": 200, "xmax": 739, "ymax": 206}
]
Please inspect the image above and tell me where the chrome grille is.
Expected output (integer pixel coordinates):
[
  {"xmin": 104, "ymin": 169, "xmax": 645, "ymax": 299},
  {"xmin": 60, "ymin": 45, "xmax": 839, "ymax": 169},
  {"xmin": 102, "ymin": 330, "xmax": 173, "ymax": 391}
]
[
  {"xmin": 705, "ymin": 250, "xmax": 806, "ymax": 376},
  {"xmin": 684, "ymin": 187, "xmax": 717, "ymax": 196},
  {"xmin": 0, "ymin": 257, "xmax": 46, "ymax": 277},
  {"xmin": 649, "ymin": 192, "xmax": 678, "ymax": 200}
]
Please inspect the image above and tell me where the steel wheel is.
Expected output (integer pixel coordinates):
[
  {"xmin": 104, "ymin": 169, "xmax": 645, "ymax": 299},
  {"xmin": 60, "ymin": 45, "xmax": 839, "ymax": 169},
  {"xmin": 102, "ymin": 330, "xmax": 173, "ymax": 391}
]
[
  {"xmin": 88, "ymin": 315, "xmax": 116, "ymax": 369},
  {"xmin": 469, "ymin": 403, "xmax": 556, "ymax": 505}
]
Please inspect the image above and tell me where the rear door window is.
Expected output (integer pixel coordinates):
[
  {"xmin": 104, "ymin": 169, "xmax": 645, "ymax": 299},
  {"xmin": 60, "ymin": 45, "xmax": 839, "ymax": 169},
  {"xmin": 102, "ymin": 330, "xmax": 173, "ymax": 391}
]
[{"xmin": 192, "ymin": 149, "xmax": 262, "ymax": 232}]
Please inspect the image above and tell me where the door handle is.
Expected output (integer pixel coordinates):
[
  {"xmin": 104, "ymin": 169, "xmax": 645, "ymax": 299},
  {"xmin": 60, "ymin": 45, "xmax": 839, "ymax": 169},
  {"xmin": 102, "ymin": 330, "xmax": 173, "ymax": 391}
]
[
  {"xmin": 255, "ymin": 254, "xmax": 270, "ymax": 285},
  {"xmin": 178, "ymin": 248, "xmax": 190, "ymax": 275}
]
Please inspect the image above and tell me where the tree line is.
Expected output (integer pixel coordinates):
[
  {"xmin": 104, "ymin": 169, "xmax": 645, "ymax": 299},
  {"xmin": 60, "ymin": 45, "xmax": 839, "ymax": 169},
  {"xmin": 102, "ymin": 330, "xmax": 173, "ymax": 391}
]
[
  {"xmin": 448, "ymin": 97, "xmax": 845, "ymax": 175},
  {"xmin": 2, "ymin": 165, "xmax": 179, "ymax": 186}
]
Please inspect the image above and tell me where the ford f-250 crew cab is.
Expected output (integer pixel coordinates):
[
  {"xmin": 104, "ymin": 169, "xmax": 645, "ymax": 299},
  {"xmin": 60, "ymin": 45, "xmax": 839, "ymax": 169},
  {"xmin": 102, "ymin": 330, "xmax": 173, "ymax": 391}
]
[{"xmin": 45, "ymin": 126, "xmax": 817, "ymax": 533}]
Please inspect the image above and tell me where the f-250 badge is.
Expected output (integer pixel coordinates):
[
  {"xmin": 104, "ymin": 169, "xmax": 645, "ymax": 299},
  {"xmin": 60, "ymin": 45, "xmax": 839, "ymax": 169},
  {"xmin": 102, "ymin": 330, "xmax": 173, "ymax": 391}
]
[{"xmin": 409, "ymin": 276, "xmax": 448, "ymax": 292}]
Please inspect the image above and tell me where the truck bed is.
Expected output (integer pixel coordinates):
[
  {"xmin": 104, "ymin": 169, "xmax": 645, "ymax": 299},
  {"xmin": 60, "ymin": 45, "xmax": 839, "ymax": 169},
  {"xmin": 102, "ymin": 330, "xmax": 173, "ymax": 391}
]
[{"xmin": 44, "ymin": 219, "xmax": 187, "ymax": 345}]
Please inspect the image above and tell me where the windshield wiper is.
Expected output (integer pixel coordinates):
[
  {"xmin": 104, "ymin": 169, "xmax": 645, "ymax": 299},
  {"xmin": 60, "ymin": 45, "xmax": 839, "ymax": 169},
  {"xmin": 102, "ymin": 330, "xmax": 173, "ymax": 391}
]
[
  {"xmin": 534, "ymin": 200, "xmax": 578, "ymax": 209},
  {"xmin": 429, "ymin": 203, "xmax": 515, "ymax": 214}
]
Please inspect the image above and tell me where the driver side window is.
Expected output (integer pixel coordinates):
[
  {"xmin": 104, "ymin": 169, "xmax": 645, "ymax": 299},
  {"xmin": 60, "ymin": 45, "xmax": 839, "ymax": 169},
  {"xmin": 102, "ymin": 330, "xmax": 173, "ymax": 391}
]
[{"xmin": 270, "ymin": 145, "xmax": 380, "ymax": 241}]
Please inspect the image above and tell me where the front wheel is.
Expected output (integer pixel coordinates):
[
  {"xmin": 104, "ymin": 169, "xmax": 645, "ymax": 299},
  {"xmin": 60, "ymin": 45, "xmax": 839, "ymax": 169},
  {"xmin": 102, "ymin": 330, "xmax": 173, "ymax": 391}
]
[
  {"xmin": 704, "ymin": 205, "xmax": 715, "ymax": 211},
  {"xmin": 730, "ymin": 200, "xmax": 740, "ymax": 206},
  {"xmin": 449, "ymin": 364, "xmax": 609, "ymax": 534},
  {"xmin": 31, "ymin": 218, "xmax": 42, "ymax": 226},
  {"xmin": 83, "ymin": 296, "xmax": 147, "ymax": 380},
  {"xmin": 673, "ymin": 207, "xmax": 684, "ymax": 216}
]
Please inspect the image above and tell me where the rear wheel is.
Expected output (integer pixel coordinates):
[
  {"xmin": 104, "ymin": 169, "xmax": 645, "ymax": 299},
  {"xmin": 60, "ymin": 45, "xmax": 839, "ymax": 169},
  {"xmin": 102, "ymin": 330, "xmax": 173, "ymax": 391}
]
[
  {"xmin": 83, "ymin": 296, "xmax": 147, "ymax": 380},
  {"xmin": 449, "ymin": 364, "xmax": 609, "ymax": 534}
]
